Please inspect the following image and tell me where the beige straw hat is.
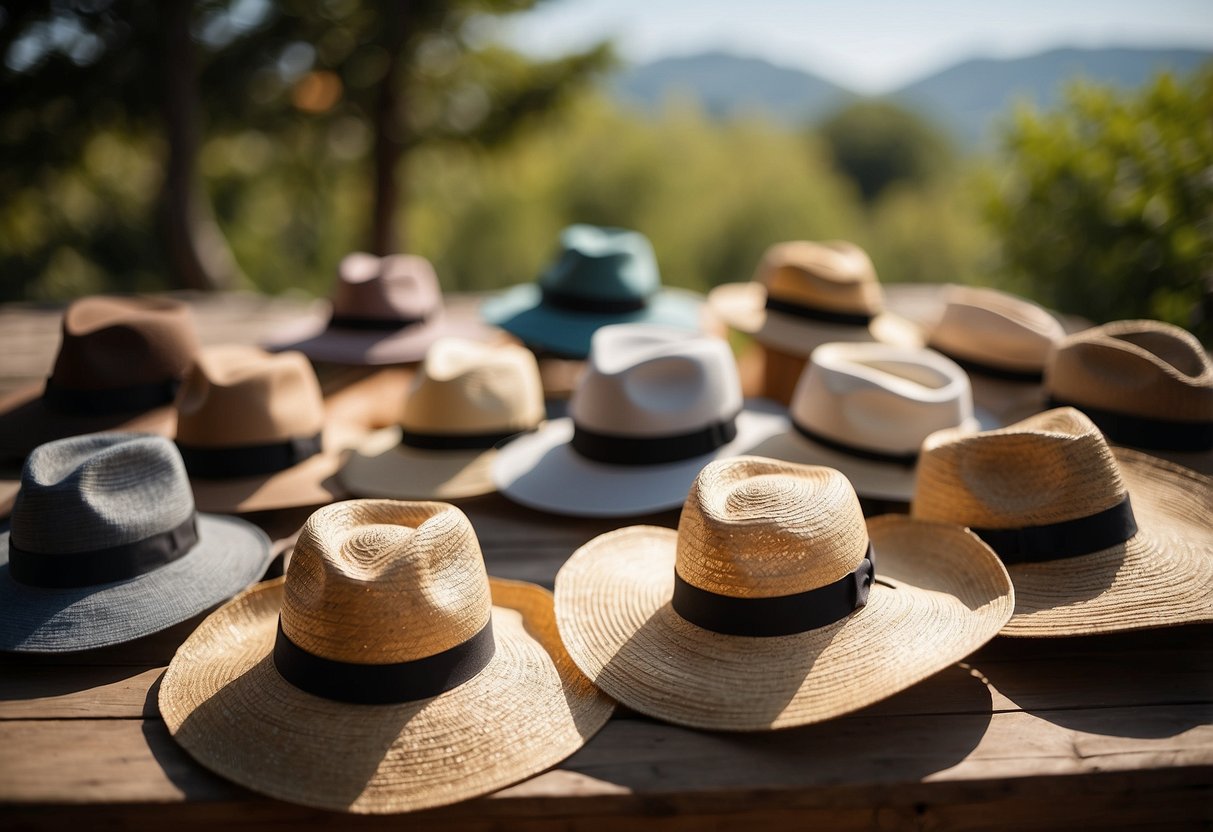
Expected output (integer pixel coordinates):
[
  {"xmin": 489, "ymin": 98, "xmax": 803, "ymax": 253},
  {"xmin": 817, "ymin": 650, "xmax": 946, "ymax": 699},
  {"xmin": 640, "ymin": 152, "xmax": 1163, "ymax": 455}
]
[
  {"xmin": 175, "ymin": 345, "xmax": 359, "ymax": 513},
  {"xmin": 340, "ymin": 338, "xmax": 546, "ymax": 500},
  {"xmin": 749, "ymin": 342, "xmax": 981, "ymax": 502},
  {"xmin": 160, "ymin": 499, "xmax": 614, "ymax": 814},
  {"xmin": 554, "ymin": 456, "xmax": 1013, "ymax": 731},
  {"xmin": 707, "ymin": 240, "xmax": 922, "ymax": 357},
  {"xmin": 912, "ymin": 407, "xmax": 1213, "ymax": 637},
  {"xmin": 1044, "ymin": 320, "xmax": 1213, "ymax": 475}
]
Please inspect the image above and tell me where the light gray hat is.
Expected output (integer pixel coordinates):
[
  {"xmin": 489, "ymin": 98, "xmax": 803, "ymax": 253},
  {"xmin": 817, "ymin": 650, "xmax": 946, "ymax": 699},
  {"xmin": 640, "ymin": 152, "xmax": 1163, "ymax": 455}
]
[{"xmin": 0, "ymin": 432, "xmax": 272, "ymax": 653}]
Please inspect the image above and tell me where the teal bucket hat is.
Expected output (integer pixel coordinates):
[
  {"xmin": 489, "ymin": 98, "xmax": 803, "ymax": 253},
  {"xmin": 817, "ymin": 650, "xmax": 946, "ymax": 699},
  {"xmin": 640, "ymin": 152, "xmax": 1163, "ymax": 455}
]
[{"xmin": 481, "ymin": 224, "xmax": 706, "ymax": 359}]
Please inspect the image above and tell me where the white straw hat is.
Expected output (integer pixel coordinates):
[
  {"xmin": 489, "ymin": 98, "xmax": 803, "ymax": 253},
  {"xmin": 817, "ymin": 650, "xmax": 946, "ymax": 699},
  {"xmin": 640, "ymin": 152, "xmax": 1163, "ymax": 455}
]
[
  {"xmin": 748, "ymin": 342, "xmax": 980, "ymax": 501},
  {"xmin": 340, "ymin": 338, "xmax": 546, "ymax": 500},
  {"xmin": 160, "ymin": 499, "xmax": 614, "ymax": 814},
  {"xmin": 554, "ymin": 456, "xmax": 1013, "ymax": 731},
  {"xmin": 492, "ymin": 324, "xmax": 787, "ymax": 517},
  {"xmin": 912, "ymin": 407, "xmax": 1213, "ymax": 636}
]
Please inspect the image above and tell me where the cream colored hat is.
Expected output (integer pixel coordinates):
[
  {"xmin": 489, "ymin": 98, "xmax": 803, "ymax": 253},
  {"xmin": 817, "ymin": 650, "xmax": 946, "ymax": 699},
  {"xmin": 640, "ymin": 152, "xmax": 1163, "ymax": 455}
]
[
  {"xmin": 493, "ymin": 324, "xmax": 788, "ymax": 517},
  {"xmin": 160, "ymin": 499, "xmax": 614, "ymax": 814},
  {"xmin": 1044, "ymin": 320, "xmax": 1213, "ymax": 476},
  {"xmin": 708, "ymin": 240, "xmax": 922, "ymax": 357},
  {"xmin": 554, "ymin": 456, "xmax": 1013, "ymax": 731},
  {"xmin": 749, "ymin": 343, "xmax": 980, "ymax": 502},
  {"xmin": 340, "ymin": 338, "xmax": 546, "ymax": 500},
  {"xmin": 175, "ymin": 345, "xmax": 358, "ymax": 513},
  {"xmin": 912, "ymin": 407, "xmax": 1213, "ymax": 637}
]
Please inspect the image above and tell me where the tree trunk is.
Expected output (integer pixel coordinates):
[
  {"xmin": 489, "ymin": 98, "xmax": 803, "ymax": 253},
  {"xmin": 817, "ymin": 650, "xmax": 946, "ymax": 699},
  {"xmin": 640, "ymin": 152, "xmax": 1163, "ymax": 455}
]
[
  {"xmin": 158, "ymin": 0, "xmax": 244, "ymax": 291},
  {"xmin": 370, "ymin": 14, "xmax": 410, "ymax": 255}
]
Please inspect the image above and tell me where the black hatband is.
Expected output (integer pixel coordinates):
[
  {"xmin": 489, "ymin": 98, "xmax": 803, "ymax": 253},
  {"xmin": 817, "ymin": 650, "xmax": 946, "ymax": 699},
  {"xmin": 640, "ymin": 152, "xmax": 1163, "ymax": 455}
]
[
  {"xmin": 177, "ymin": 433, "xmax": 323, "ymax": 479},
  {"xmin": 540, "ymin": 286, "xmax": 649, "ymax": 315},
  {"xmin": 273, "ymin": 618, "xmax": 496, "ymax": 704},
  {"xmin": 8, "ymin": 513, "xmax": 199, "ymax": 588},
  {"xmin": 970, "ymin": 495, "xmax": 1138, "ymax": 565},
  {"xmin": 1046, "ymin": 397, "xmax": 1213, "ymax": 453},
  {"xmin": 400, "ymin": 428, "xmax": 522, "ymax": 451},
  {"xmin": 42, "ymin": 377, "xmax": 180, "ymax": 415},
  {"xmin": 792, "ymin": 419, "xmax": 918, "ymax": 467},
  {"xmin": 930, "ymin": 347, "xmax": 1044, "ymax": 383},
  {"xmin": 571, "ymin": 413, "xmax": 739, "ymax": 465},
  {"xmin": 764, "ymin": 296, "xmax": 873, "ymax": 328},
  {"xmin": 328, "ymin": 314, "xmax": 425, "ymax": 331}
]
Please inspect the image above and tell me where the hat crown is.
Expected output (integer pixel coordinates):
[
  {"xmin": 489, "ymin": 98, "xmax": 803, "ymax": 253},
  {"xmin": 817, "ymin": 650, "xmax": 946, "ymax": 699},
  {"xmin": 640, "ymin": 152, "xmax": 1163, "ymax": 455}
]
[
  {"xmin": 282, "ymin": 499, "xmax": 492, "ymax": 664},
  {"xmin": 928, "ymin": 286, "xmax": 1064, "ymax": 371},
  {"xmin": 1045, "ymin": 320, "xmax": 1213, "ymax": 422},
  {"xmin": 570, "ymin": 325, "xmax": 742, "ymax": 436},
  {"xmin": 757, "ymin": 241, "xmax": 882, "ymax": 315},
  {"xmin": 402, "ymin": 338, "xmax": 545, "ymax": 434},
  {"xmin": 793, "ymin": 343, "xmax": 974, "ymax": 454},
  {"xmin": 676, "ymin": 457, "xmax": 870, "ymax": 598},
  {"xmin": 540, "ymin": 225, "xmax": 660, "ymax": 302},
  {"xmin": 913, "ymin": 407, "xmax": 1127, "ymax": 529},
  {"xmin": 332, "ymin": 253, "xmax": 442, "ymax": 321},
  {"xmin": 10, "ymin": 433, "xmax": 195, "ymax": 555},
  {"xmin": 50, "ymin": 296, "xmax": 199, "ymax": 391},
  {"xmin": 175, "ymin": 346, "xmax": 325, "ymax": 447}
]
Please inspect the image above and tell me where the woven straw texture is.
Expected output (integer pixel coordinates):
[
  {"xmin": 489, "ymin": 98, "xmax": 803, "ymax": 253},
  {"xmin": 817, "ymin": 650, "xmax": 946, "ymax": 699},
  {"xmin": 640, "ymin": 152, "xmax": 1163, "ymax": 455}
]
[
  {"xmin": 554, "ymin": 457, "xmax": 1013, "ymax": 731},
  {"xmin": 913, "ymin": 407, "xmax": 1213, "ymax": 636},
  {"xmin": 160, "ymin": 499, "xmax": 614, "ymax": 814}
]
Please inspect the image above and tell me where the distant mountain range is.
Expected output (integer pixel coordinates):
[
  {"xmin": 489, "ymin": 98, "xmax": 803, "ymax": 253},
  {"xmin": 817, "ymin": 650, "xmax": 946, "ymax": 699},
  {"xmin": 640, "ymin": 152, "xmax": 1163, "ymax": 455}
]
[{"xmin": 611, "ymin": 47, "xmax": 1212, "ymax": 146}]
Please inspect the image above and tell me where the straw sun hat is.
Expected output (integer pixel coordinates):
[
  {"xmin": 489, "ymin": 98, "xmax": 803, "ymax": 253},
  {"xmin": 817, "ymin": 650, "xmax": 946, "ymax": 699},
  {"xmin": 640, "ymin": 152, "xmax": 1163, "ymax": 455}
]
[
  {"xmin": 1044, "ymin": 320, "xmax": 1213, "ymax": 475},
  {"xmin": 160, "ymin": 499, "xmax": 614, "ymax": 814},
  {"xmin": 0, "ymin": 432, "xmax": 271, "ymax": 653},
  {"xmin": 555, "ymin": 457, "xmax": 1013, "ymax": 731},
  {"xmin": 340, "ymin": 338, "xmax": 546, "ymax": 500},
  {"xmin": 912, "ymin": 407, "xmax": 1213, "ymax": 637}
]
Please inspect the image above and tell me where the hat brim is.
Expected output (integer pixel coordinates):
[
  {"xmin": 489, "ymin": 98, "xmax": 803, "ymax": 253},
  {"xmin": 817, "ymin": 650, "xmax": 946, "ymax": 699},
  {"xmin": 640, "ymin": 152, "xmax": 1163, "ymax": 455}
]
[
  {"xmin": 159, "ymin": 576, "xmax": 614, "ymax": 814},
  {"xmin": 708, "ymin": 282, "xmax": 923, "ymax": 357},
  {"xmin": 554, "ymin": 515, "xmax": 1013, "ymax": 731},
  {"xmin": 0, "ymin": 514, "xmax": 271, "ymax": 653},
  {"xmin": 999, "ymin": 448, "xmax": 1213, "ymax": 637},
  {"xmin": 492, "ymin": 406, "xmax": 789, "ymax": 518},
  {"xmin": 481, "ymin": 285, "xmax": 706, "ymax": 359},
  {"xmin": 264, "ymin": 312, "xmax": 499, "ymax": 366},
  {"xmin": 338, "ymin": 426, "xmax": 501, "ymax": 501}
]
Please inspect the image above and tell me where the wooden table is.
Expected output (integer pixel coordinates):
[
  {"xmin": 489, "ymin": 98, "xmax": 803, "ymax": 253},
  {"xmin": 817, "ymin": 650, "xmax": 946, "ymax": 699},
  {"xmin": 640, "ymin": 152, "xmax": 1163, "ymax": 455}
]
[{"xmin": 1, "ymin": 293, "xmax": 1211, "ymax": 830}]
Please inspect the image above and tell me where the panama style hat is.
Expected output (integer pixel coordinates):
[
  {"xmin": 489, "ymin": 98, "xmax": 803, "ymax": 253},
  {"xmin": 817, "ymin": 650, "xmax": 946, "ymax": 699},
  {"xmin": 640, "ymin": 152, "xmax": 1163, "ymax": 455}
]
[
  {"xmin": 265, "ymin": 253, "xmax": 496, "ymax": 365},
  {"xmin": 481, "ymin": 224, "xmax": 706, "ymax": 359},
  {"xmin": 1044, "ymin": 320, "xmax": 1213, "ymax": 475},
  {"xmin": 912, "ymin": 407, "xmax": 1213, "ymax": 637},
  {"xmin": 340, "ymin": 338, "xmax": 546, "ymax": 500},
  {"xmin": 749, "ymin": 343, "xmax": 981, "ymax": 502},
  {"xmin": 175, "ymin": 345, "xmax": 359, "ymax": 513},
  {"xmin": 0, "ymin": 296, "xmax": 199, "ymax": 464},
  {"xmin": 159, "ymin": 499, "xmax": 614, "ymax": 814},
  {"xmin": 0, "ymin": 432, "xmax": 271, "ymax": 653},
  {"xmin": 554, "ymin": 456, "xmax": 1013, "ymax": 731},
  {"xmin": 493, "ymin": 324, "xmax": 787, "ymax": 517}
]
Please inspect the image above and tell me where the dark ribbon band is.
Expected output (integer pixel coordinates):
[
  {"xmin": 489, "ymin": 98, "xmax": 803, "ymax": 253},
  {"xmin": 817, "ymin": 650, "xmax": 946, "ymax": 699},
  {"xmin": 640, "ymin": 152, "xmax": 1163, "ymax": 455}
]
[
  {"xmin": 399, "ymin": 428, "xmax": 522, "ymax": 451},
  {"xmin": 931, "ymin": 348, "xmax": 1044, "ymax": 383},
  {"xmin": 8, "ymin": 513, "xmax": 199, "ymax": 588},
  {"xmin": 792, "ymin": 419, "xmax": 918, "ymax": 467},
  {"xmin": 42, "ymin": 377, "xmax": 180, "ymax": 415},
  {"xmin": 672, "ymin": 545, "xmax": 876, "ymax": 636},
  {"xmin": 571, "ymin": 414, "xmax": 739, "ymax": 465},
  {"xmin": 1046, "ymin": 397, "xmax": 1213, "ymax": 453},
  {"xmin": 540, "ymin": 286, "xmax": 649, "ymax": 315},
  {"xmin": 273, "ymin": 618, "xmax": 496, "ymax": 704},
  {"xmin": 970, "ymin": 495, "xmax": 1138, "ymax": 565},
  {"xmin": 328, "ymin": 314, "xmax": 425, "ymax": 331},
  {"xmin": 764, "ymin": 296, "xmax": 873, "ymax": 328},
  {"xmin": 176, "ymin": 433, "xmax": 323, "ymax": 479}
]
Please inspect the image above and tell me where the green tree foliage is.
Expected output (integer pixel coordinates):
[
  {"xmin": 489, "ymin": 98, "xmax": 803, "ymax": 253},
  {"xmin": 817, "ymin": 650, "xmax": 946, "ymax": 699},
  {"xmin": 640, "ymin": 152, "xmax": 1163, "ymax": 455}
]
[{"xmin": 985, "ymin": 68, "xmax": 1213, "ymax": 339}]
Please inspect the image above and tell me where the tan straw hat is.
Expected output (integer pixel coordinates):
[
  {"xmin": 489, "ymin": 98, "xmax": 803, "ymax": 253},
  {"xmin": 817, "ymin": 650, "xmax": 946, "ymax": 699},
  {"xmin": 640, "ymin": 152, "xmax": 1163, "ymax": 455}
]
[
  {"xmin": 554, "ymin": 456, "xmax": 1013, "ymax": 731},
  {"xmin": 160, "ymin": 499, "xmax": 614, "ymax": 814},
  {"xmin": 707, "ymin": 240, "xmax": 922, "ymax": 358},
  {"xmin": 1044, "ymin": 320, "xmax": 1213, "ymax": 475},
  {"xmin": 340, "ymin": 338, "xmax": 546, "ymax": 500},
  {"xmin": 912, "ymin": 407, "xmax": 1213, "ymax": 637},
  {"xmin": 0, "ymin": 296, "xmax": 199, "ymax": 464},
  {"xmin": 749, "ymin": 342, "xmax": 981, "ymax": 502},
  {"xmin": 175, "ymin": 345, "xmax": 358, "ymax": 513}
]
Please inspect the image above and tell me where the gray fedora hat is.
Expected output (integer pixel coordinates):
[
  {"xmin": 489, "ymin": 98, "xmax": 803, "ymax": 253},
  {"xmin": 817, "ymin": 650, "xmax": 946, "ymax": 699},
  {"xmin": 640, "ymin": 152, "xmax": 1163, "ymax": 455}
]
[{"xmin": 0, "ymin": 432, "xmax": 272, "ymax": 653}]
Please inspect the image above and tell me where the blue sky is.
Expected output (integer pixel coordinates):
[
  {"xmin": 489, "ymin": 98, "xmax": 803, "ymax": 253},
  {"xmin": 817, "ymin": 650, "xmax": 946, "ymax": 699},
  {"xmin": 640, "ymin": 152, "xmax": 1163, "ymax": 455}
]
[{"xmin": 491, "ymin": 0, "xmax": 1213, "ymax": 93}]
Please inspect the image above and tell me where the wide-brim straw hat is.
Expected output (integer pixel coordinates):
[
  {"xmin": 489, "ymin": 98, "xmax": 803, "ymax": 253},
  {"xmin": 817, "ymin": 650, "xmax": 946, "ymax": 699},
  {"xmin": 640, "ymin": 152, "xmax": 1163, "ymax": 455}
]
[
  {"xmin": 554, "ymin": 457, "xmax": 1013, "ymax": 731},
  {"xmin": 159, "ymin": 501, "xmax": 613, "ymax": 814},
  {"xmin": 912, "ymin": 407, "xmax": 1213, "ymax": 637}
]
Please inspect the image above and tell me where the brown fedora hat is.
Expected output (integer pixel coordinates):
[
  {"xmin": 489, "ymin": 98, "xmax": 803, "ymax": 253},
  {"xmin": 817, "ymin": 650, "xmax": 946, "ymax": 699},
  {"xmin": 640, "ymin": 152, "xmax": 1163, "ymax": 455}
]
[
  {"xmin": 0, "ymin": 296, "xmax": 199, "ymax": 464},
  {"xmin": 1044, "ymin": 320, "xmax": 1213, "ymax": 475}
]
